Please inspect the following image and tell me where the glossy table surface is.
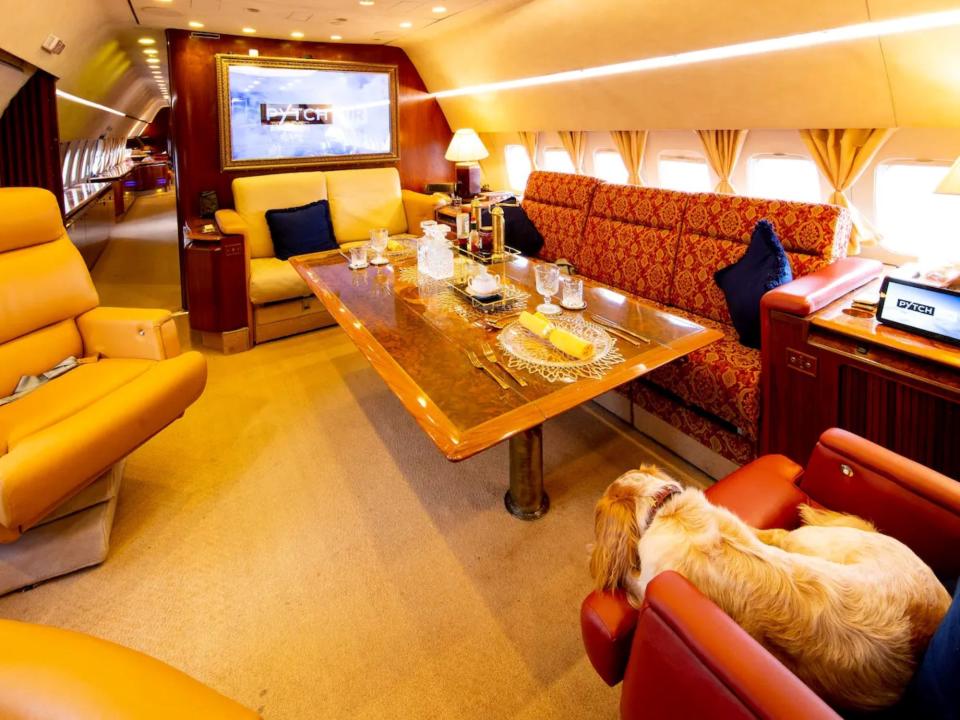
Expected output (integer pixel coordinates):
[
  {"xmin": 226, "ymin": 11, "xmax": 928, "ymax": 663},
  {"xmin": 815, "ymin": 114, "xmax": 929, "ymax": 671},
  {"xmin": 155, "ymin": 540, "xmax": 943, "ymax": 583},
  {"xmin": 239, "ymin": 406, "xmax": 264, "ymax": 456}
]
[{"xmin": 292, "ymin": 253, "xmax": 722, "ymax": 460}]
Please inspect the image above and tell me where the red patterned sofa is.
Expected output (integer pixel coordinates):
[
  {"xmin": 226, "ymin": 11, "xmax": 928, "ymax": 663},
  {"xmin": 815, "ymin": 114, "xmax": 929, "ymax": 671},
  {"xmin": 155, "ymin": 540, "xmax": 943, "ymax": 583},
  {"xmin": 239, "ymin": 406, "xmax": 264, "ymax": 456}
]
[{"xmin": 521, "ymin": 171, "xmax": 881, "ymax": 469}]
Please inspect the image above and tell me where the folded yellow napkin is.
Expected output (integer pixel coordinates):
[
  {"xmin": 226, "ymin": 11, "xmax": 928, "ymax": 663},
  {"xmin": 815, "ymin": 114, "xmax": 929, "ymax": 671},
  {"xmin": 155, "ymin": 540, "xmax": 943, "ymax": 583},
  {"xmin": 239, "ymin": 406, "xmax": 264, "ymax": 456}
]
[{"xmin": 518, "ymin": 311, "xmax": 594, "ymax": 360}]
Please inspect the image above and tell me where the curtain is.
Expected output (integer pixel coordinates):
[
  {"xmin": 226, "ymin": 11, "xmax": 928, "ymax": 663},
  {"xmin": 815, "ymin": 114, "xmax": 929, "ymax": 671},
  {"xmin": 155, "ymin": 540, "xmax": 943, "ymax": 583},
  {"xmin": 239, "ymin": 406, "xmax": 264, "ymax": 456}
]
[
  {"xmin": 799, "ymin": 128, "xmax": 895, "ymax": 255},
  {"xmin": 518, "ymin": 131, "xmax": 540, "ymax": 170},
  {"xmin": 610, "ymin": 130, "xmax": 648, "ymax": 185},
  {"xmin": 558, "ymin": 131, "xmax": 587, "ymax": 174},
  {"xmin": 696, "ymin": 129, "xmax": 748, "ymax": 194}
]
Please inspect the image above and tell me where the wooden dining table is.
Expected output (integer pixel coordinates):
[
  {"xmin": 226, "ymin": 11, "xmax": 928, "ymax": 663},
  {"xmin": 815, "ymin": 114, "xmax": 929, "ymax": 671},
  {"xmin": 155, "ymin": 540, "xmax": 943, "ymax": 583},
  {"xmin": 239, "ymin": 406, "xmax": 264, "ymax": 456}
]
[{"xmin": 291, "ymin": 251, "xmax": 722, "ymax": 519}]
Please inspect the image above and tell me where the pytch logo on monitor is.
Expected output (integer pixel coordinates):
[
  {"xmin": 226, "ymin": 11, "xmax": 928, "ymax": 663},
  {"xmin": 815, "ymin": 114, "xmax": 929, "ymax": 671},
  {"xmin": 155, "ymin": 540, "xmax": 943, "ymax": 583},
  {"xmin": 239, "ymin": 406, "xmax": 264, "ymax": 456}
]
[
  {"xmin": 896, "ymin": 299, "xmax": 936, "ymax": 316},
  {"xmin": 259, "ymin": 103, "xmax": 333, "ymax": 125}
]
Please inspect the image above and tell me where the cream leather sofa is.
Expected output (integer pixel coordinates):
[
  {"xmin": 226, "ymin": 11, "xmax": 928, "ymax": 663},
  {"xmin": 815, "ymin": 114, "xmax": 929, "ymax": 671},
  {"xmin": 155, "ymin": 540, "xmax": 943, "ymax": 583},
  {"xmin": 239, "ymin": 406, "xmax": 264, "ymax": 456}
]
[{"xmin": 215, "ymin": 167, "xmax": 443, "ymax": 345}]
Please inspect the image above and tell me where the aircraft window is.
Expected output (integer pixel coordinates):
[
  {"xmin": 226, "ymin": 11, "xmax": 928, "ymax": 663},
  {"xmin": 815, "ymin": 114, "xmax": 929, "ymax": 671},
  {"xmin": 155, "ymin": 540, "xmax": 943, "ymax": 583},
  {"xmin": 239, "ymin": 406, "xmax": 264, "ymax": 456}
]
[
  {"xmin": 658, "ymin": 155, "xmax": 710, "ymax": 193},
  {"xmin": 747, "ymin": 155, "xmax": 821, "ymax": 203},
  {"xmin": 543, "ymin": 148, "xmax": 575, "ymax": 174},
  {"xmin": 504, "ymin": 144, "xmax": 532, "ymax": 192},
  {"xmin": 875, "ymin": 161, "xmax": 960, "ymax": 261},
  {"xmin": 593, "ymin": 150, "xmax": 629, "ymax": 184}
]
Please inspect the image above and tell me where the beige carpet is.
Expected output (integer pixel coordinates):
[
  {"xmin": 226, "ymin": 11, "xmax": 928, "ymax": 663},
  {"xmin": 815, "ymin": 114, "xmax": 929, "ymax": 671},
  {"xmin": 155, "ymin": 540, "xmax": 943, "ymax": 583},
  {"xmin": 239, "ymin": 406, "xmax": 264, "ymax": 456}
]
[
  {"xmin": 89, "ymin": 190, "xmax": 182, "ymax": 311},
  {"xmin": 2, "ymin": 196, "xmax": 713, "ymax": 717}
]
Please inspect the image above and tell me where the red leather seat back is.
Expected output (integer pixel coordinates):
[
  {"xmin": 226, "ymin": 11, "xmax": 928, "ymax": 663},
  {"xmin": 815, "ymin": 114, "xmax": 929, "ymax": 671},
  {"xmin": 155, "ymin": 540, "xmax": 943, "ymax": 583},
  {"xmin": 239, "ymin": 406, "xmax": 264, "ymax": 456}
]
[{"xmin": 801, "ymin": 430, "xmax": 960, "ymax": 583}]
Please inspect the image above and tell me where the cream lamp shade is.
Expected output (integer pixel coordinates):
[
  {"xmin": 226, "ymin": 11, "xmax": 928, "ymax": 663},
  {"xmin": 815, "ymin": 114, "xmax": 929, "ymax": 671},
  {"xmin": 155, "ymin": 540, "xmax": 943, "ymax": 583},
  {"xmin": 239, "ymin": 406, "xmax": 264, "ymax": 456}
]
[
  {"xmin": 935, "ymin": 157, "xmax": 960, "ymax": 195},
  {"xmin": 444, "ymin": 129, "xmax": 489, "ymax": 163}
]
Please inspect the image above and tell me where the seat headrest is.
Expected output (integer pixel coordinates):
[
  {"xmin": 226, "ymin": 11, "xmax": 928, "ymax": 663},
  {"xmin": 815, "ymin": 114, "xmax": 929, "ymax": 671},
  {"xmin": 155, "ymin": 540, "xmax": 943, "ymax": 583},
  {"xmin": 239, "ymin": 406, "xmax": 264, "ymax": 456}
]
[{"xmin": 0, "ymin": 188, "xmax": 67, "ymax": 253}]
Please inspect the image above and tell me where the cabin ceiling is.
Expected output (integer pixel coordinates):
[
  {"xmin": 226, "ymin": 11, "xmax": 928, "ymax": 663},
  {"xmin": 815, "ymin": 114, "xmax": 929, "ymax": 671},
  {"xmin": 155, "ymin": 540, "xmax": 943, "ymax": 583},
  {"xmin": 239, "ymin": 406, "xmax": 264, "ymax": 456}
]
[{"xmin": 0, "ymin": 0, "xmax": 959, "ymax": 140}]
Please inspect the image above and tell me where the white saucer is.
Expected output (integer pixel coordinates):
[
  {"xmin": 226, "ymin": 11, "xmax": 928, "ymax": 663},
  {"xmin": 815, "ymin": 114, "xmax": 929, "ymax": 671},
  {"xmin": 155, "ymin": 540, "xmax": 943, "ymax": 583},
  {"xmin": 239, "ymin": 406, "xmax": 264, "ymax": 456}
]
[
  {"xmin": 369, "ymin": 257, "xmax": 390, "ymax": 266},
  {"xmin": 560, "ymin": 300, "xmax": 587, "ymax": 310},
  {"xmin": 348, "ymin": 262, "xmax": 369, "ymax": 270},
  {"xmin": 467, "ymin": 285, "xmax": 501, "ymax": 299}
]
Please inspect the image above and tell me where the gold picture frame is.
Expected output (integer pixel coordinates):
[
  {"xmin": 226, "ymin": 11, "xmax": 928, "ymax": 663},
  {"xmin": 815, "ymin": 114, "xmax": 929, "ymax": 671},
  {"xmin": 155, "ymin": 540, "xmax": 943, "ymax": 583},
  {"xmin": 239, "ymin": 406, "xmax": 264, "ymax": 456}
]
[{"xmin": 215, "ymin": 54, "xmax": 400, "ymax": 172}]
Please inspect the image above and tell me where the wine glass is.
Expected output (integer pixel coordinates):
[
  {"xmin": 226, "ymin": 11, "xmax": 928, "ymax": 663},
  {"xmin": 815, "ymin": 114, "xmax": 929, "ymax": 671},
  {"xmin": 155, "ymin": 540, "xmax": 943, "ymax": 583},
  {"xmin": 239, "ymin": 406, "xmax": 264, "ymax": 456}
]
[
  {"xmin": 369, "ymin": 227, "xmax": 390, "ymax": 265},
  {"xmin": 535, "ymin": 263, "xmax": 562, "ymax": 315}
]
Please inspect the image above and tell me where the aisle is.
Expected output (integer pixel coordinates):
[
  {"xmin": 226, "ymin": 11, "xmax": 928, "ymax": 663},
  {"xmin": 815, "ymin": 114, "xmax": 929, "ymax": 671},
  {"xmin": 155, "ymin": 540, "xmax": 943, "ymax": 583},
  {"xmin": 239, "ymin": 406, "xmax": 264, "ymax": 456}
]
[{"xmin": 90, "ymin": 190, "xmax": 182, "ymax": 310}]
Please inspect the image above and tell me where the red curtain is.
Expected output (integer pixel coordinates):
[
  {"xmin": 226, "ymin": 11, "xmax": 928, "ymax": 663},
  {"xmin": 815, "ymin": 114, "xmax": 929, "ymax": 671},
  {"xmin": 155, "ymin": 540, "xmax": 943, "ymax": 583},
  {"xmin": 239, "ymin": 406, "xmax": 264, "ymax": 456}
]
[{"xmin": 0, "ymin": 70, "xmax": 64, "ymax": 215}]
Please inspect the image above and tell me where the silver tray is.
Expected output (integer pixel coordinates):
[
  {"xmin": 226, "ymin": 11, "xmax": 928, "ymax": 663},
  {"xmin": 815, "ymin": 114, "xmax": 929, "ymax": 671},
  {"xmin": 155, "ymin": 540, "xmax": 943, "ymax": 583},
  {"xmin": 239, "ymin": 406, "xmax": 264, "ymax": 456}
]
[{"xmin": 446, "ymin": 278, "xmax": 530, "ymax": 314}]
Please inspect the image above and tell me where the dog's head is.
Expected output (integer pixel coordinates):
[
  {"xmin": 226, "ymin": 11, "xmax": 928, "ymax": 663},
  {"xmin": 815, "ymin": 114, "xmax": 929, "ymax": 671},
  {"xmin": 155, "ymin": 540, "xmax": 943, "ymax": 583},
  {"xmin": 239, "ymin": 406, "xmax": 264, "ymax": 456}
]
[{"xmin": 589, "ymin": 465, "xmax": 683, "ymax": 592}]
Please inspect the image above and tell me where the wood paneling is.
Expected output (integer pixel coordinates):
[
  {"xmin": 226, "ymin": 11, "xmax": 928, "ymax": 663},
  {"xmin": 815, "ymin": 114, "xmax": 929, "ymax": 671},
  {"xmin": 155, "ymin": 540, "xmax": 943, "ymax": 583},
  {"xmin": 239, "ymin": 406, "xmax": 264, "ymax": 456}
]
[
  {"xmin": 166, "ymin": 29, "xmax": 453, "ymax": 221},
  {"xmin": 0, "ymin": 70, "xmax": 64, "ymax": 214},
  {"xmin": 166, "ymin": 29, "xmax": 453, "ymax": 307}
]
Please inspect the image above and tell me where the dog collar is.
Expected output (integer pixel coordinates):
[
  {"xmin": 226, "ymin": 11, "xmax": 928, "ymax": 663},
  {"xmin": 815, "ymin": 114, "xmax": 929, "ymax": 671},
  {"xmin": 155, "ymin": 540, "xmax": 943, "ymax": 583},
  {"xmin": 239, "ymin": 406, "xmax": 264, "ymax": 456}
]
[{"xmin": 644, "ymin": 486, "xmax": 681, "ymax": 529}]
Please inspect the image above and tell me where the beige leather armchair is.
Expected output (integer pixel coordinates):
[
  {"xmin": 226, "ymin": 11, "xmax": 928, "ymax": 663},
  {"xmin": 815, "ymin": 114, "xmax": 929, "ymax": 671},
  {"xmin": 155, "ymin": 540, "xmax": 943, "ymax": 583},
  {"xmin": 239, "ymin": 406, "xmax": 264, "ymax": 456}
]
[
  {"xmin": 0, "ymin": 187, "xmax": 207, "ymax": 594},
  {"xmin": 0, "ymin": 619, "xmax": 258, "ymax": 718}
]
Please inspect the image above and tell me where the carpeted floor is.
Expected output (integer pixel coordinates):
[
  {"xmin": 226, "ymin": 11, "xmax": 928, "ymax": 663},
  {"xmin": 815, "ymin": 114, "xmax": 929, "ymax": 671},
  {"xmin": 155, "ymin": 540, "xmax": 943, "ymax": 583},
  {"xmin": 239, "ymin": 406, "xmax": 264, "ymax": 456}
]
[
  {"xmin": 0, "ymin": 197, "xmax": 713, "ymax": 718},
  {"xmin": 90, "ymin": 190, "xmax": 182, "ymax": 311}
]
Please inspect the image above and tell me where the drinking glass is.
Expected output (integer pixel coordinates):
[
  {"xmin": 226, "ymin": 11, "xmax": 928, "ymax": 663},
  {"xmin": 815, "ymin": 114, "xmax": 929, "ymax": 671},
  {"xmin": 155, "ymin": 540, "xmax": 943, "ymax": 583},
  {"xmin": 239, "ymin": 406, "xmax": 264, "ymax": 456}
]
[
  {"xmin": 561, "ymin": 277, "xmax": 584, "ymax": 308},
  {"xmin": 349, "ymin": 245, "xmax": 368, "ymax": 269},
  {"xmin": 369, "ymin": 228, "xmax": 390, "ymax": 265},
  {"xmin": 534, "ymin": 263, "xmax": 562, "ymax": 315}
]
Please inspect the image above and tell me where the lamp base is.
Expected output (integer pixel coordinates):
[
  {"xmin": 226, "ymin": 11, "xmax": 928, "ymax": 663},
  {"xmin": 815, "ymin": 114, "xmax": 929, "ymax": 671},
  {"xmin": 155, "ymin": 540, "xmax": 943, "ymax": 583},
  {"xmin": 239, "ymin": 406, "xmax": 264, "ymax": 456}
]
[{"xmin": 455, "ymin": 163, "xmax": 482, "ymax": 198}]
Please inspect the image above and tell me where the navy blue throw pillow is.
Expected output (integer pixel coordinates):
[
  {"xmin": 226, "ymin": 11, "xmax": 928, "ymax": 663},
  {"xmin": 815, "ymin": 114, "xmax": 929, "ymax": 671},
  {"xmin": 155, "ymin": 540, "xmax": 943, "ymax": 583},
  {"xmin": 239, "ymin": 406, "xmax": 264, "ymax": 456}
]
[
  {"xmin": 265, "ymin": 199, "xmax": 337, "ymax": 261},
  {"xmin": 481, "ymin": 198, "xmax": 544, "ymax": 257},
  {"xmin": 895, "ymin": 579, "xmax": 960, "ymax": 720},
  {"xmin": 714, "ymin": 220, "xmax": 793, "ymax": 349}
]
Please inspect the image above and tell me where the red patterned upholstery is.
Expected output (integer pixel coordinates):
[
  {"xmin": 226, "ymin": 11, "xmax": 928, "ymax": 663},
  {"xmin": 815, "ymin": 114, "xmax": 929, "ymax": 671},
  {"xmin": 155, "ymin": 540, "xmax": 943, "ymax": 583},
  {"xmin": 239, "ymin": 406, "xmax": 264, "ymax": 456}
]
[
  {"xmin": 519, "ymin": 174, "xmax": 855, "ymax": 466},
  {"xmin": 577, "ymin": 184, "xmax": 688, "ymax": 304},
  {"xmin": 629, "ymin": 382, "xmax": 757, "ymax": 466},
  {"xmin": 670, "ymin": 194, "xmax": 850, "ymax": 324},
  {"xmin": 522, "ymin": 171, "xmax": 601, "ymax": 262}
]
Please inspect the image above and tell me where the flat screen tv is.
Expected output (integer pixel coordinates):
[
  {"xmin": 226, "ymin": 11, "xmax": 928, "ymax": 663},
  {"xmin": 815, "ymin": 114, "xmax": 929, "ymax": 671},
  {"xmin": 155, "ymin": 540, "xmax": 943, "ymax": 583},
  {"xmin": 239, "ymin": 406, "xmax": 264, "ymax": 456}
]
[{"xmin": 215, "ymin": 54, "xmax": 399, "ymax": 171}]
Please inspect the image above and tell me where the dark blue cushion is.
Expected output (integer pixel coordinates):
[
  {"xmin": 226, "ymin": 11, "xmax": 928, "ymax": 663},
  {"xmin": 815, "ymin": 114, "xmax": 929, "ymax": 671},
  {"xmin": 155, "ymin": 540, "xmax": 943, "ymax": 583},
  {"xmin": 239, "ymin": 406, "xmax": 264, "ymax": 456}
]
[
  {"xmin": 896, "ymin": 579, "xmax": 960, "ymax": 720},
  {"xmin": 265, "ymin": 199, "xmax": 337, "ymax": 261},
  {"xmin": 714, "ymin": 219, "xmax": 793, "ymax": 349}
]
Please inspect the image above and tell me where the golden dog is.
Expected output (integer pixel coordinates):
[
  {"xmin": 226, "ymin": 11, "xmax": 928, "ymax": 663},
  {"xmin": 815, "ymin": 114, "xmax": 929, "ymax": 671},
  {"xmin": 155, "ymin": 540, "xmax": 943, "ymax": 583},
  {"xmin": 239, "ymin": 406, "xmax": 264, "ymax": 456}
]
[{"xmin": 590, "ymin": 466, "xmax": 951, "ymax": 711}]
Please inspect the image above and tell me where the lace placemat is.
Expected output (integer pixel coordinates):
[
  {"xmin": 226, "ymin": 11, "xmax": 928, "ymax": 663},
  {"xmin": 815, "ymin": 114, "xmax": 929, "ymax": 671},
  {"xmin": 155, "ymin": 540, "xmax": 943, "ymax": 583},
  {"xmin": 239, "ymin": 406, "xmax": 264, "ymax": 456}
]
[{"xmin": 497, "ymin": 314, "xmax": 625, "ymax": 383}]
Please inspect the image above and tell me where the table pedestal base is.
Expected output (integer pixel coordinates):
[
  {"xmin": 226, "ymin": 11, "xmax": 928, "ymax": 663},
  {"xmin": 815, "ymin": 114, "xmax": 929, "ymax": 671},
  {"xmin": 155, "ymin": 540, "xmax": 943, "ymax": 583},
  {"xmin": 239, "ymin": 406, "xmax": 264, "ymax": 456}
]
[{"xmin": 505, "ymin": 425, "xmax": 549, "ymax": 520}]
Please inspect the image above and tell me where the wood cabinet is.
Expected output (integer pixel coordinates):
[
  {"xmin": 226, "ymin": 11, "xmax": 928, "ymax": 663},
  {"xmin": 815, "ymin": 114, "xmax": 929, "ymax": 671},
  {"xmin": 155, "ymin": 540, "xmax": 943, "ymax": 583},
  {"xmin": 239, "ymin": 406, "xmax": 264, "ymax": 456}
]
[
  {"xmin": 64, "ymin": 184, "xmax": 114, "ymax": 269},
  {"xmin": 763, "ymin": 278, "xmax": 960, "ymax": 478}
]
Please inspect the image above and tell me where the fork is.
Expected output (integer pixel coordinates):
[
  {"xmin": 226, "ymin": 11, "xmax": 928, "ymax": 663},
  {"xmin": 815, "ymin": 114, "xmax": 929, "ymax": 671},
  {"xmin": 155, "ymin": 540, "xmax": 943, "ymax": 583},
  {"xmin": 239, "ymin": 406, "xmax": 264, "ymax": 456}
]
[
  {"xmin": 481, "ymin": 342, "xmax": 527, "ymax": 387},
  {"xmin": 466, "ymin": 350, "xmax": 509, "ymax": 389}
]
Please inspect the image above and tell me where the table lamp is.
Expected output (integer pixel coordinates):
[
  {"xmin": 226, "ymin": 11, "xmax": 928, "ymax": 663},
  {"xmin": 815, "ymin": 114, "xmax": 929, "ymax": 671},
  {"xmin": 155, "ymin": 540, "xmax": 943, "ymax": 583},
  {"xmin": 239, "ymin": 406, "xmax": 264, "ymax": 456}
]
[{"xmin": 445, "ymin": 129, "xmax": 488, "ymax": 198}]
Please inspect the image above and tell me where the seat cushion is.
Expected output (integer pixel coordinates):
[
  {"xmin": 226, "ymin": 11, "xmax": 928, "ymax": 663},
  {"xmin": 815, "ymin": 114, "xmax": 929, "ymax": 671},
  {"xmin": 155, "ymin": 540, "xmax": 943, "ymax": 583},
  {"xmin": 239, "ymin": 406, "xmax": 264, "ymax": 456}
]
[
  {"xmin": 0, "ymin": 352, "xmax": 206, "ymax": 531},
  {"xmin": 249, "ymin": 257, "xmax": 313, "ymax": 305},
  {"xmin": 0, "ymin": 359, "xmax": 153, "ymax": 455},
  {"xmin": 645, "ymin": 307, "xmax": 761, "ymax": 441},
  {"xmin": 324, "ymin": 168, "xmax": 407, "ymax": 243},
  {"xmin": 577, "ymin": 184, "xmax": 688, "ymax": 304},
  {"xmin": 232, "ymin": 171, "xmax": 328, "ymax": 259},
  {"xmin": 671, "ymin": 193, "xmax": 850, "ymax": 323},
  {"xmin": 521, "ymin": 171, "xmax": 600, "ymax": 262}
]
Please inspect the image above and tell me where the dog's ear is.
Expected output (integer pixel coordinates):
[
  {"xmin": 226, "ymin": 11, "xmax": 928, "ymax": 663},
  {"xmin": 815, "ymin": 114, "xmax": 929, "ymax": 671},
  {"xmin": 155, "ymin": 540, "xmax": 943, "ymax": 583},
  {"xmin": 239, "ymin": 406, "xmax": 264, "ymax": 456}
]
[{"xmin": 590, "ymin": 484, "xmax": 641, "ymax": 592}]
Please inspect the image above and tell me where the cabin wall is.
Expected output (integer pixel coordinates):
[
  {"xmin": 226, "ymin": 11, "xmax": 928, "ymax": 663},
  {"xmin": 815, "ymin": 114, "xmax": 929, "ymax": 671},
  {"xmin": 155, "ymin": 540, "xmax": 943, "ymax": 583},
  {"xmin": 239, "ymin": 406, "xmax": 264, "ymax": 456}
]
[
  {"xmin": 405, "ymin": 0, "xmax": 960, "ymax": 131},
  {"xmin": 166, "ymin": 29, "xmax": 453, "ymax": 224},
  {"xmin": 0, "ymin": 0, "xmax": 164, "ymax": 140}
]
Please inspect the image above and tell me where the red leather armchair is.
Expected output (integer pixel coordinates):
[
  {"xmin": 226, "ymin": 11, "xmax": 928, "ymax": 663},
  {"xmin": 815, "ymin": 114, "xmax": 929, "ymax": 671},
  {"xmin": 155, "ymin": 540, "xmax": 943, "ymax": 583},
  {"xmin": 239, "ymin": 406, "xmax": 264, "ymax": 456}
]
[{"xmin": 581, "ymin": 428, "xmax": 960, "ymax": 719}]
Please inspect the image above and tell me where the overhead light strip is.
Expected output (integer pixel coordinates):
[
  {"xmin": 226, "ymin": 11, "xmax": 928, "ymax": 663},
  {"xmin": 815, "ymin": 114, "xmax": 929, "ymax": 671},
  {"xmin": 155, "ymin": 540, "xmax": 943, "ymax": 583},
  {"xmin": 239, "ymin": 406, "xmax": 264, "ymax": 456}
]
[
  {"xmin": 56, "ymin": 89, "xmax": 151, "ymax": 122},
  {"xmin": 430, "ymin": 8, "xmax": 960, "ymax": 99}
]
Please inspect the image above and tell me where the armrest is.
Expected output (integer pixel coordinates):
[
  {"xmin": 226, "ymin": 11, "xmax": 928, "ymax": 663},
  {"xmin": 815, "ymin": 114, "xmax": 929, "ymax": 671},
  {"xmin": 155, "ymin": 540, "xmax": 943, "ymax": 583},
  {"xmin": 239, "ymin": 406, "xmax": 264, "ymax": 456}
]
[
  {"xmin": 762, "ymin": 257, "xmax": 882, "ymax": 317},
  {"xmin": 802, "ymin": 428, "xmax": 960, "ymax": 580},
  {"xmin": 214, "ymin": 208, "xmax": 248, "ymax": 237},
  {"xmin": 705, "ymin": 454, "xmax": 809, "ymax": 530},
  {"xmin": 580, "ymin": 590, "xmax": 638, "ymax": 686},
  {"xmin": 619, "ymin": 571, "xmax": 839, "ymax": 720},
  {"xmin": 0, "ymin": 620, "xmax": 259, "ymax": 718},
  {"xmin": 77, "ymin": 307, "xmax": 180, "ymax": 361},
  {"xmin": 401, "ymin": 189, "xmax": 446, "ymax": 233}
]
